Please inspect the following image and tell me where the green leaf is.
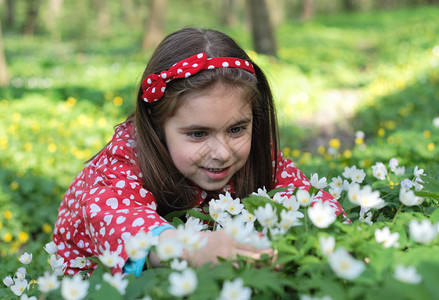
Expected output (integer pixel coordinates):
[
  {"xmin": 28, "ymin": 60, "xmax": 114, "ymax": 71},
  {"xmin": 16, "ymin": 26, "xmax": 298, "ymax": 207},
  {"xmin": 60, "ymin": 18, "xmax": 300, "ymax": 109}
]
[
  {"xmin": 267, "ymin": 186, "xmax": 290, "ymax": 197},
  {"xmin": 92, "ymin": 282, "xmax": 123, "ymax": 300},
  {"xmin": 241, "ymin": 195, "xmax": 286, "ymax": 218}
]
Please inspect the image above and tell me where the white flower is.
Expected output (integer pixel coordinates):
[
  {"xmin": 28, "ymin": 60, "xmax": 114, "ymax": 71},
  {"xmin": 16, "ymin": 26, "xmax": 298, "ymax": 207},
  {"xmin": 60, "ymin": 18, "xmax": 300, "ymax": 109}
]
[
  {"xmin": 175, "ymin": 225, "xmax": 207, "ymax": 251},
  {"xmin": 61, "ymin": 274, "xmax": 89, "ymax": 300},
  {"xmin": 157, "ymin": 237, "xmax": 183, "ymax": 261},
  {"xmin": 218, "ymin": 277, "xmax": 252, "ymax": 300},
  {"xmin": 388, "ymin": 158, "xmax": 398, "ymax": 172},
  {"xmin": 131, "ymin": 231, "xmax": 159, "ymax": 250},
  {"xmin": 372, "ymin": 162, "xmax": 387, "ymax": 180},
  {"xmin": 209, "ymin": 200, "xmax": 228, "ymax": 223},
  {"xmin": 15, "ymin": 268, "xmax": 26, "ymax": 281},
  {"xmin": 409, "ymin": 219, "xmax": 437, "ymax": 244},
  {"xmin": 252, "ymin": 187, "xmax": 270, "ymax": 198},
  {"xmin": 401, "ymin": 178, "xmax": 415, "ymax": 189},
  {"xmin": 433, "ymin": 117, "xmax": 439, "ymax": 128},
  {"xmin": 329, "ymin": 176, "xmax": 343, "ymax": 190},
  {"xmin": 125, "ymin": 236, "xmax": 148, "ymax": 260},
  {"xmin": 223, "ymin": 217, "xmax": 253, "ymax": 242},
  {"xmin": 98, "ymin": 250, "xmax": 123, "ymax": 268},
  {"xmin": 102, "ymin": 273, "xmax": 129, "ymax": 295},
  {"xmin": 359, "ymin": 207, "xmax": 373, "ymax": 225},
  {"xmin": 394, "ymin": 166, "xmax": 405, "ymax": 175},
  {"xmin": 413, "ymin": 166, "xmax": 424, "ymax": 177},
  {"xmin": 73, "ymin": 257, "xmax": 89, "ymax": 268},
  {"xmin": 170, "ymin": 258, "xmax": 188, "ymax": 271},
  {"xmin": 278, "ymin": 209, "xmax": 302, "ymax": 232},
  {"xmin": 168, "ymin": 268, "xmax": 197, "ymax": 297},
  {"xmin": 225, "ymin": 197, "xmax": 244, "ymax": 215},
  {"xmin": 329, "ymin": 187, "xmax": 342, "ymax": 200},
  {"xmin": 3, "ymin": 275, "xmax": 13, "ymax": 287},
  {"xmin": 248, "ymin": 232, "xmax": 271, "ymax": 250},
  {"xmin": 414, "ymin": 176, "xmax": 424, "ymax": 191},
  {"xmin": 43, "ymin": 241, "xmax": 58, "ymax": 254},
  {"xmin": 185, "ymin": 217, "xmax": 207, "ymax": 231},
  {"xmin": 355, "ymin": 131, "xmax": 365, "ymax": 139},
  {"xmin": 296, "ymin": 189, "xmax": 312, "ymax": 207},
  {"xmin": 374, "ymin": 227, "xmax": 399, "ymax": 248},
  {"xmin": 254, "ymin": 203, "xmax": 278, "ymax": 229},
  {"xmin": 310, "ymin": 173, "xmax": 327, "ymax": 189},
  {"xmin": 357, "ymin": 185, "xmax": 386, "ymax": 209},
  {"xmin": 10, "ymin": 279, "xmax": 28, "ymax": 296},
  {"xmin": 20, "ymin": 294, "xmax": 37, "ymax": 300},
  {"xmin": 48, "ymin": 254, "xmax": 66, "ymax": 275},
  {"xmin": 219, "ymin": 191, "xmax": 235, "ymax": 206},
  {"xmin": 272, "ymin": 193, "xmax": 288, "ymax": 204},
  {"xmin": 37, "ymin": 271, "xmax": 60, "ymax": 293},
  {"xmin": 241, "ymin": 209, "xmax": 256, "ymax": 224},
  {"xmin": 18, "ymin": 253, "xmax": 32, "ymax": 265},
  {"xmin": 394, "ymin": 265, "xmax": 422, "ymax": 284},
  {"xmin": 351, "ymin": 168, "xmax": 366, "ymax": 183},
  {"xmin": 319, "ymin": 235, "xmax": 335, "ymax": 256},
  {"xmin": 347, "ymin": 183, "xmax": 361, "ymax": 205},
  {"xmin": 328, "ymin": 248, "xmax": 365, "ymax": 280},
  {"xmin": 399, "ymin": 188, "xmax": 424, "ymax": 206},
  {"xmin": 308, "ymin": 201, "xmax": 337, "ymax": 229}
]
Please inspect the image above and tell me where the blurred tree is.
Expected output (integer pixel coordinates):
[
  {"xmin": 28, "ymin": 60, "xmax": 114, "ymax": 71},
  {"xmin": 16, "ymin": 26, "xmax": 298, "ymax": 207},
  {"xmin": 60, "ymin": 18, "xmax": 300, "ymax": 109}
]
[
  {"xmin": 142, "ymin": 0, "xmax": 167, "ymax": 50},
  {"xmin": 0, "ymin": 20, "xmax": 8, "ymax": 86},
  {"xmin": 221, "ymin": 0, "xmax": 238, "ymax": 26},
  {"xmin": 301, "ymin": 0, "xmax": 315, "ymax": 20},
  {"xmin": 247, "ymin": 0, "xmax": 277, "ymax": 56},
  {"xmin": 93, "ymin": 0, "xmax": 111, "ymax": 37},
  {"xmin": 46, "ymin": 0, "xmax": 64, "ymax": 40},
  {"xmin": 5, "ymin": 0, "xmax": 14, "ymax": 28},
  {"xmin": 266, "ymin": 0, "xmax": 285, "ymax": 26},
  {"xmin": 23, "ymin": 0, "xmax": 41, "ymax": 35},
  {"xmin": 343, "ymin": 0, "xmax": 357, "ymax": 12}
]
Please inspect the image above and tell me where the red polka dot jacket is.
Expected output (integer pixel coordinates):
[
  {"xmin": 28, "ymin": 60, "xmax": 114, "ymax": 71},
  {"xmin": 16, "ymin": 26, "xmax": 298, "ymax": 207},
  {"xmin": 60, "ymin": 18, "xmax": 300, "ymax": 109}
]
[{"xmin": 53, "ymin": 121, "xmax": 344, "ymax": 275}]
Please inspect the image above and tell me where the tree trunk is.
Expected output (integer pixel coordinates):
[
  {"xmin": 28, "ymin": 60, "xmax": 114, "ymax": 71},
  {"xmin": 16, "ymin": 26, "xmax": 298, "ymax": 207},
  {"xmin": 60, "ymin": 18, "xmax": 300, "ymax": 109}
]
[
  {"xmin": 343, "ymin": 0, "xmax": 357, "ymax": 12},
  {"xmin": 0, "ymin": 20, "xmax": 9, "ymax": 87},
  {"xmin": 266, "ymin": 0, "xmax": 285, "ymax": 27},
  {"xmin": 301, "ymin": 0, "xmax": 315, "ymax": 21},
  {"xmin": 5, "ymin": 0, "xmax": 14, "ymax": 28},
  {"xmin": 47, "ymin": 0, "xmax": 64, "ymax": 40},
  {"xmin": 93, "ymin": 0, "xmax": 111, "ymax": 37},
  {"xmin": 221, "ymin": 0, "xmax": 237, "ymax": 26},
  {"xmin": 23, "ymin": 0, "xmax": 41, "ymax": 35},
  {"xmin": 247, "ymin": 0, "xmax": 277, "ymax": 56},
  {"xmin": 142, "ymin": 0, "xmax": 167, "ymax": 50}
]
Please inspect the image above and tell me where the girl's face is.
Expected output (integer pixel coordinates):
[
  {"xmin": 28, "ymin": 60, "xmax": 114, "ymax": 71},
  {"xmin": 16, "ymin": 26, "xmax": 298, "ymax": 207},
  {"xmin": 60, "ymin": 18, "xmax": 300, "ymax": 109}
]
[{"xmin": 163, "ymin": 83, "xmax": 253, "ymax": 191}]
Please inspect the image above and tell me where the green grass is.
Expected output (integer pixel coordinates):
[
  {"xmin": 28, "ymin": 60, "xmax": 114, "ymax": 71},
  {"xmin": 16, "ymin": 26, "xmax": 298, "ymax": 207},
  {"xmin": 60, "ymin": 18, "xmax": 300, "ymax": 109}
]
[{"xmin": 0, "ymin": 5, "xmax": 439, "ymax": 276}]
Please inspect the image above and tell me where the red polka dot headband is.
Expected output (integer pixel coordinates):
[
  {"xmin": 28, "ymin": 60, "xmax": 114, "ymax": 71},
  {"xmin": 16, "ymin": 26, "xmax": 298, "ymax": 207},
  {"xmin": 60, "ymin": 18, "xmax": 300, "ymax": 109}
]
[{"xmin": 141, "ymin": 52, "xmax": 256, "ymax": 103}]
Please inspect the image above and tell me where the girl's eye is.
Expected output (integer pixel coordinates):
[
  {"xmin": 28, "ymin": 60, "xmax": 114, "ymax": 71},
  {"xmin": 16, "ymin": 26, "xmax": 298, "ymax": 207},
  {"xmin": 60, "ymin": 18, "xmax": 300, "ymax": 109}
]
[
  {"xmin": 229, "ymin": 126, "xmax": 245, "ymax": 135},
  {"xmin": 188, "ymin": 131, "xmax": 206, "ymax": 139}
]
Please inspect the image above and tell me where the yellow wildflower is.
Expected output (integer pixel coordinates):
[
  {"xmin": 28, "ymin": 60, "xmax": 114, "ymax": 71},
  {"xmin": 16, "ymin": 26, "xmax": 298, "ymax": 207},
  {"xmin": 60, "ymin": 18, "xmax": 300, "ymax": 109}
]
[
  {"xmin": 0, "ymin": 221, "xmax": 2, "ymax": 229},
  {"xmin": 329, "ymin": 138, "xmax": 341, "ymax": 149},
  {"xmin": 428, "ymin": 143, "xmax": 435, "ymax": 151},
  {"xmin": 12, "ymin": 113, "xmax": 22, "ymax": 123},
  {"xmin": 378, "ymin": 128, "xmax": 385, "ymax": 137},
  {"xmin": 317, "ymin": 146, "xmax": 326, "ymax": 155},
  {"xmin": 3, "ymin": 233, "xmax": 12, "ymax": 242},
  {"xmin": 48, "ymin": 143, "xmax": 57, "ymax": 153},
  {"xmin": 65, "ymin": 97, "xmax": 77, "ymax": 109},
  {"xmin": 0, "ymin": 136, "xmax": 8, "ymax": 149},
  {"xmin": 282, "ymin": 147, "xmax": 291, "ymax": 157},
  {"xmin": 4, "ymin": 210, "xmax": 12, "ymax": 219},
  {"xmin": 18, "ymin": 232, "xmax": 29, "ymax": 243},
  {"xmin": 423, "ymin": 130, "xmax": 431, "ymax": 138},
  {"xmin": 113, "ymin": 96, "xmax": 123, "ymax": 106},
  {"xmin": 43, "ymin": 223, "xmax": 52, "ymax": 233},
  {"xmin": 343, "ymin": 149, "xmax": 352, "ymax": 159},
  {"xmin": 105, "ymin": 91, "xmax": 114, "ymax": 100},
  {"xmin": 292, "ymin": 149, "xmax": 301, "ymax": 157},
  {"xmin": 24, "ymin": 142, "xmax": 33, "ymax": 151}
]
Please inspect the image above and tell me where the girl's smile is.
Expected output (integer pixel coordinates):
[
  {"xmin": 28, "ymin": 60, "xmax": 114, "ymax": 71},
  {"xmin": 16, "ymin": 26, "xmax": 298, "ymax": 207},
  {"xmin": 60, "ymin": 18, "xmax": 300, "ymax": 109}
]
[{"xmin": 163, "ymin": 82, "xmax": 253, "ymax": 191}]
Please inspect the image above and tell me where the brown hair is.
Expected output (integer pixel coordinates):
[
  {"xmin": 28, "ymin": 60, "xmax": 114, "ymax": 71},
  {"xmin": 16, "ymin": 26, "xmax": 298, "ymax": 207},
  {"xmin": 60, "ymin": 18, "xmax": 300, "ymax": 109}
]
[{"xmin": 130, "ymin": 27, "xmax": 278, "ymax": 217}]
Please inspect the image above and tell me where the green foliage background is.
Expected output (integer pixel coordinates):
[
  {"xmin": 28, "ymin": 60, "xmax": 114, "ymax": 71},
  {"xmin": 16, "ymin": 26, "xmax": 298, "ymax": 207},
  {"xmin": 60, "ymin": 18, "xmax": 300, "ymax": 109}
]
[{"xmin": 0, "ymin": 2, "xmax": 439, "ymax": 285}]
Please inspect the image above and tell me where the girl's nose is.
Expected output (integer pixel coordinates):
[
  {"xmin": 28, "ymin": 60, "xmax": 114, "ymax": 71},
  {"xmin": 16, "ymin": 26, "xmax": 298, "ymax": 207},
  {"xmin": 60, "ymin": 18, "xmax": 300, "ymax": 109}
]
[{"xmin": 209, "ymin": 135, "xmax": 232, "ymax": 163}]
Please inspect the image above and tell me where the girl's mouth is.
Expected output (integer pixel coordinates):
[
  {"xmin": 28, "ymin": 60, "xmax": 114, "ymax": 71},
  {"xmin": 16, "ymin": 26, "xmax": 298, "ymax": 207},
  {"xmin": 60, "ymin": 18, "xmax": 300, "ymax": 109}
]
[{"xmin": 201, "ymin": 167, "xmax": 230, "ymax": 180}]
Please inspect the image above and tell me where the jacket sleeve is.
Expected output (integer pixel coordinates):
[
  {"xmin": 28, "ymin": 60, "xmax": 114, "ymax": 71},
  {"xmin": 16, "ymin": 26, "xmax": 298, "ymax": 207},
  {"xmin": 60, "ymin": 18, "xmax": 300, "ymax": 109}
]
[
  {"xmin": 80, "ymin": 125, "xmax": 172, "ymax": 272},
  {"xmin": 274, "ymin": 151, "xmax": 345, "ymax": 216}
]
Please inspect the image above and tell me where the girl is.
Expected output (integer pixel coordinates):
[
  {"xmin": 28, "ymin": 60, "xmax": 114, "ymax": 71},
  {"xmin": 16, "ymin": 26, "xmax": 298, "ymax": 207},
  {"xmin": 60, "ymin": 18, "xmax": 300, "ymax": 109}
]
[{"xmin": 53, "ymin": 27, "xmax": 344, "ymax": 275}]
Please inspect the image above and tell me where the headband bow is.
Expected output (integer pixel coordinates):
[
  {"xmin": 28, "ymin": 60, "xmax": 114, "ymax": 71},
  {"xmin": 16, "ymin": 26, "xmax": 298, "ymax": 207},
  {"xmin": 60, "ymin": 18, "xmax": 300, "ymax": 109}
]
[{"xmin": 141, "ymin": 52, "xmax": 256, "ymax": 103}]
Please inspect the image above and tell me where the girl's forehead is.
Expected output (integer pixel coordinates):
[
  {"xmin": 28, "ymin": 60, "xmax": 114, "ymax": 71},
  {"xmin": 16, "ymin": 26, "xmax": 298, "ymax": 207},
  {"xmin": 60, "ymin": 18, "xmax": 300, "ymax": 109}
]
[{"xmin": 171, "ymin": 85, "xmax": 252, "ymax": 127}]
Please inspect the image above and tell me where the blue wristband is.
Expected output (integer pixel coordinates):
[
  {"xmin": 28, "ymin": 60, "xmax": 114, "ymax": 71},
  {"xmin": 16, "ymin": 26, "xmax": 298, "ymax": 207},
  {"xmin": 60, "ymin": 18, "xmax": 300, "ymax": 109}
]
[{"xmin": 123, "ymin": 224, "xmax": 175, "ymax": 276}]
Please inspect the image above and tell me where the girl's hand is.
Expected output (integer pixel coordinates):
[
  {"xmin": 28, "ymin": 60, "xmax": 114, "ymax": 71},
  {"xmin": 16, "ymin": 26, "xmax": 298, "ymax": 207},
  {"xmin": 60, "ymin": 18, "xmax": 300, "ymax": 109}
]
[{"xmin": 149, "ymin": 229, "xmax": 273, "ymax": 268}]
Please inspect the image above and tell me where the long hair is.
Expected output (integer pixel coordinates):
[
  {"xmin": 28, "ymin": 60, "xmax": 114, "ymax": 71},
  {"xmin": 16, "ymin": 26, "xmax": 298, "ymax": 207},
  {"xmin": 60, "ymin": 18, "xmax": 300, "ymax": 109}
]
[{"xmin": 130, "ymin": 27, "xmax": 279, "ymax": 217}]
